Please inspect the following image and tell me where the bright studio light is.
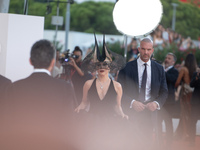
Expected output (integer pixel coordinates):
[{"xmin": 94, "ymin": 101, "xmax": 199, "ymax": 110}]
[{"xmin": 113, "ymin": 0, "xmax": 163, "ymax": 38}]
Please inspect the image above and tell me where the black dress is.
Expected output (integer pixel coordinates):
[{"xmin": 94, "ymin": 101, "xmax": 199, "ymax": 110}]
[
  {"xmin": 77, "ymin": 78, "xmax": 137, "ymax": 150},
  {"xmin": 82, "ymin": 78, "xmax": 126, "ymax": 150},
  {"xmin": 88, "ymin": 78, "xmax": 117, "ymax": 119}
]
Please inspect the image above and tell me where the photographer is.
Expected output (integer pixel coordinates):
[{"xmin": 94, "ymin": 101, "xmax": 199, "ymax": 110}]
[
  {"xmin": 68, "ymin": 46, "xmax": 84, "ymax": 78},
  {"xmin": 69, "ymin": 46, "xmax": 92, "ymax": 104}
]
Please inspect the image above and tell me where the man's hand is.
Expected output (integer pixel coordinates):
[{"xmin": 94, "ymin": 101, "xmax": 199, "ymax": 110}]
[
  {"xmin": 146, "ymin": 102, "xmax": 158, "ymax": 111},
  {"xmin": 132, "ymin": 101, "xmax": 146, "ymax": 112}
]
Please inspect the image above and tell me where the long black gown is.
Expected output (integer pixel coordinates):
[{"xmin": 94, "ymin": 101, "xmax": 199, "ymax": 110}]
[
  {"xmin": 78, "ymin": 78, "xmax": 131, "ymax": 150},
  {"xmin": 88, "ymin": 78, "xmax": 117, "ymax": 119}
]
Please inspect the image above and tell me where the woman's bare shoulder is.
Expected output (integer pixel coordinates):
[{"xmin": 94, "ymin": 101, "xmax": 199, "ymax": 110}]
[
  {"xmin": 113, "ymin": 80, "xmax": 122, "ymax": 90},
  {"xmin": 84, "ymin": 78, "xmax": 95, "ymax": 87}
]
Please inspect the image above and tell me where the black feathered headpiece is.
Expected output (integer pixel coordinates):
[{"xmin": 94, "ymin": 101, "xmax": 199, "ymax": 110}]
[
  {"xmin": 81, "ymin": 34, "xmax": 125, "ymax": 73},
  {"xmin": 93, "ymin": 33, "xmax": 112, "ymax": 62}
]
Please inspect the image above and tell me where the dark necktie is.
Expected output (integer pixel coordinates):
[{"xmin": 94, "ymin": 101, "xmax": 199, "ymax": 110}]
[{"xmin": 139, "ymin": 63, "xmax": 147, "ymax": 102}]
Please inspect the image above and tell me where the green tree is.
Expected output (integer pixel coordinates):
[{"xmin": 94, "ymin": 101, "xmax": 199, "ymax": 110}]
[
  {"xmin": 160, "ymin": 0, "xmax": 200, "ymax": 39},
  {"xmin": 8, "ymin": 0, "xmax": 200, "ymax": 39}
]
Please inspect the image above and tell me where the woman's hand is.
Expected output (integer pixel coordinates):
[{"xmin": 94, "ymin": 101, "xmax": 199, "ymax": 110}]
[
  {"xmin": 115, "ymin": 105, "xmax": 129, "ymax": 120},
  {"xmin": 122, "ymin": 114, "xmax": 129, "ymax": 120},
  {"xmin": 74, "ymin": 103, "xmax": 86, "ymax": 113}
]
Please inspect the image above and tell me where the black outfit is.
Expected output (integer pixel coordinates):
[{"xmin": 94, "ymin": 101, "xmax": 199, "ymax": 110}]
[
  {"xmin": 118, "ymin": 59, "xmax": 168, "ymax": 150},
  {"xmin": 1, "ymin": 72, "xmax": 76, "ymax": 150},
  {"xmin": 158, "ymin": 66, "xmax": 179, "ymax": 148},
  {"xmin": 88, "ymin": 78, "xmax": 117, "ymax": 118},
  {"xmin": 0, "ymin": 75, "xmax": 11, "ymax": 102},
  {"xmin": 80, "ymin": 78, "xmax": 130, "ymax": 150},
  {"xmin": 189, "ymin": 72, "xmax": 200, "ymax": 144},
  {"xmin": 0, "ymin": 75, "xmax": 11, "ymax": 101},
  {"xmin": 71, "ymin": 62, "xmax": 92, "ymax": 104},
  {"xmin": 0, "ymin": 75, "xmax": 11, "ymax": 128}
]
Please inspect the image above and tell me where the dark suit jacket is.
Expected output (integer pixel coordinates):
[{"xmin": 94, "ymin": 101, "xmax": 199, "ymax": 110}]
[
  {"xmin": 165, "ymin": 67, "xmax": 179, "ymax": 105},
  {"xmin": 118, "ymin": 59, "xmax": 168, "ymax": 113},
  {"xmin": 1, "ymin": 72, "xmax": 76, "ymax": 150},
  {"xmin": 0, "ymin": 75, "xmax": 11, "ymax": 101}
]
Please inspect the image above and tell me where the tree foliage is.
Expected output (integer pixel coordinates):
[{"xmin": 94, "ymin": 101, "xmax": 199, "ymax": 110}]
[{"xmin": 8, "ymin": 0, "xmax": 200, "ymax": 39}]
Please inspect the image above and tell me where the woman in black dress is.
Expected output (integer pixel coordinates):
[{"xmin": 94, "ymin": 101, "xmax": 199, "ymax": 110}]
[{"xmin": 75, "ymin": 35, "xmax": 129, "ymax": 150}]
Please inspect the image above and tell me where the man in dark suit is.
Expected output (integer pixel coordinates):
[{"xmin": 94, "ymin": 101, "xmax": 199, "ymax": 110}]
[
  {"xmin": 1, "ymin": 40, "xmax": 76, "ymax": 150},
  {"xmin": 158, "ymin": 53, "xmax": 179, "ymax": 149},
  {"xmin": 0, "ymin": 75, "xmax": 11, "ymax": 101},
  {"xmin": 118, "ymin": 38, "xmax": 168, "ymax": 150},
  {"xmin": 0, "ymin": 75, "xmax": 11, "ymax": 124}
]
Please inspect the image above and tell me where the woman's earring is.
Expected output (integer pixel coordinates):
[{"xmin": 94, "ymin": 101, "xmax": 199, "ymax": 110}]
[{"xmin": 96, "ymin": 71, "xmax": 98, "ymax": 78}]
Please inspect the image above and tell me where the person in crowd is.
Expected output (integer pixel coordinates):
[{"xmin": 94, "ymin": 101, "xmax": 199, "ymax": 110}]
[
  {"xmin": 173, "ymin": 32, "xmax": 181, "ymax": 45},
  {"xmin": 68, "ymin": 46, "xmax": 92, "ymax": 104},
  {"xmin": 162, "ymin": 28, "xmax": 169, "ymax": 44},
  {"xmin": 174, "ymin": 53, "xmax": 198, "ymax": 141},
  {"xmin": 118, "ymin": 37, "xmax": 168, "ymax": 150},
  {"xmin": 168, "ymin": 29, "xmax": 174, "ymax": 44},
  {"xmin": 158, "ymin": 53, "xmax": 179, "ymax": 149},
  {"xmin": 153, "ymin": 30, "xmax": 165, "ymax": 50},
  {"xmin": 179, "ymin": 37, "xmax": 194, "ymax": 51},
  {"xmin": 52, "ymin": 50, "xmax": 63, "ymax": 77},
  {"xmin": 127, "ymin": 38, "xmax": 139, "ymax": 61},
  {"xmin": 0, "ymin": 40, "xmax": 76, "ymax": 150},
  {"xmin": 75, "ymin": 35, "xmax": 129, "ymax": 150},
  {"xmin": 189, "ymin": 67, "xmax": 200, "ymax": 146},
  {"xmin": 0, "ymin": 75, "xmax": 11, "ymax": 101}
]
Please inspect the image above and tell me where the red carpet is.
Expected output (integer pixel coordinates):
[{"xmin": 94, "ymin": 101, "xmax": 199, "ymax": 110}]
[{"xmin": 171, "ymin": 136, "xmax": 200, "ymax": 150}]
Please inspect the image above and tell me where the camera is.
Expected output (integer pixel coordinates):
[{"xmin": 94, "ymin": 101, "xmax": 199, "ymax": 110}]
[{"xmin": 59, "ymin": 49, "xmax": 79, "ymax": 64}]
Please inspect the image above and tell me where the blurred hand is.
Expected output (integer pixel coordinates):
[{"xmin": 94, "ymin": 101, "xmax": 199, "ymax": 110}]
[
  {"xmin": 146, "ymin": 102, "xmax": 158, "ymax": 112},
  {"xmin": 68, "ymin": 57, "xmax": 76, "ymax": 67},
  {"xmin": 123, "ymin": 114, "xmax": 129, "ymax": 120},
  {"xmin": 74, "ymin": 103, "xmax": 86, "ymax": 113},
  {"xmin": 132, "ymin": 101, "xmax": 146, "ymax": 112}
]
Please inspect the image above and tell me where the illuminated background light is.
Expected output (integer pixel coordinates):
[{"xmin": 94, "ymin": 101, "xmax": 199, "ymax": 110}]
[{"xmin": 113, "ymin": 0, "xmax": 163, "ymax": 38}]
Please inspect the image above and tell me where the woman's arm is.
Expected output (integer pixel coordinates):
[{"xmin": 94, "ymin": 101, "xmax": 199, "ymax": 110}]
[
  {"xmin": 114, "ymin": 81, "xmax": 129, "ymax": 120},
  {"xmin": 175, "ymin": 68, "xmax": 185, "ymax": 88},
  {"xmin": 75, "ymin": 80, "xmax": 92, "ymax": 113}
]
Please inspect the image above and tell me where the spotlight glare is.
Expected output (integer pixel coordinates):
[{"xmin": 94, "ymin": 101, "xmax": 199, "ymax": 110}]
[{"xmin": 113, "ymin": 0, "xmax": 163, "ymax": 38}]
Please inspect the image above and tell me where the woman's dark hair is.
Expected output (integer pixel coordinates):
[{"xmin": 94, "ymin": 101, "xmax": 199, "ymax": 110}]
[
  {"xmin": 184, "ymin": 53, "xmax": 197, "ymax": 79},
  {"xmin": 73, "ymin": 46, "xmax": 82, "ymax": 55}
]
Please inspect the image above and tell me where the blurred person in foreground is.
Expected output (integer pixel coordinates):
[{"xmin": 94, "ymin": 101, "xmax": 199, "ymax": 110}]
[
  {"xmin": 0, "ymin": 75, "xmax": 11, "ymax": 101},
  {"xmin": 174, "ymin": 53, "xmax": 197, "ymax": 141},
  {"xmin": 68, "ymin": 46, "xmax": 92, "ymax": 104},
  {"xmin": 75, "ymin": 35, "xmax": 130, "ymax": 150},
  {"xmin": 0, "ymin": 40, "xmax": 76, "ymax": 150},
  {"xmin": 118, "ymin": 37, "xmax": 168, "ymax": 150},
  {"xmin": 188, "ymin": 67, "xmax": 200, "ymax": 147},
  {"xmin": 52, "ymin": 50, "xmax": 63, "ymax": 78},
  {"xmin": 158, "ymin": 53, "xmax": 179, "ymax": 150}
]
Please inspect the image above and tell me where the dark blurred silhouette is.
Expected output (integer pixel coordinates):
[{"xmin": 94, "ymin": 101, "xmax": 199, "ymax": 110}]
[{"xmin": 0, "ymin": 39, "xmax": 77, "ymax": 150}]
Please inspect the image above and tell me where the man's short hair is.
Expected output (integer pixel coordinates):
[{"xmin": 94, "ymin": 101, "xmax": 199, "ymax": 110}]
[
  {"xmin": 167, "ymin": 52, "xmax": 177, "ymax": 62},
  {"xmin": 140, "ymin": 37, "xmax": 153, "ymax": 44},
  {"xmin": 30, "ymin": 40, "xmax": 55, "ymax": 69}
]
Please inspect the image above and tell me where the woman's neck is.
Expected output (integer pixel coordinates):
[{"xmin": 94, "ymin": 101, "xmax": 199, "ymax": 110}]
[{"xmin": 97, "ymin": 74, "xmax": 110, "ymax": 82}]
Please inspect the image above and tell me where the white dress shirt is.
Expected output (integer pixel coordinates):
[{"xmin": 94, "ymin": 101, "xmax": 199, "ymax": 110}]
[
  {"xmin": 164, "ymin": 65, "xmax": 173, "ymax": 72},
  {"xmin": 130, "ymin": 57, "xmax": 160, "ymax": 109},
  {"xmin": 137, "ymin": 57, "xmax": 151, "ymax": 101},
  {"xmin": 33, "ymin": 69, "xmax": 51, "ymax": 76}
]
